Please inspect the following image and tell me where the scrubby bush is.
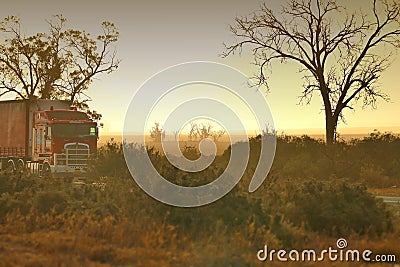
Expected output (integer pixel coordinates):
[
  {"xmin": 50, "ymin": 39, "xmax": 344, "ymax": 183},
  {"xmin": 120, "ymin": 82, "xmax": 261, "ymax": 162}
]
[
  {"xmin": 263, "ymin": 180, "xmax": 393, "ymax": 237},
  {"xmin": 165, "ymin": 188, "xmax": 268, "ymax": 237},
  {"xmin": 88, "ymin": 139, "xmax": 131, "ymax": 179},
  {"xmin": 244, "ymin": 132, "xmax": 400, "ymax": 188},
  {"xmin": 34, "ymin": 190, "xmax": 68, "ymax": 214}
]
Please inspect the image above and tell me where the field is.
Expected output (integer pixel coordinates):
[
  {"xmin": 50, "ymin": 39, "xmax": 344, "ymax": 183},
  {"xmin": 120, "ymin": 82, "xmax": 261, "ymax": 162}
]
[{"xmin": 0, "ymin": 131, "xmax": 399, "ymax": 266}]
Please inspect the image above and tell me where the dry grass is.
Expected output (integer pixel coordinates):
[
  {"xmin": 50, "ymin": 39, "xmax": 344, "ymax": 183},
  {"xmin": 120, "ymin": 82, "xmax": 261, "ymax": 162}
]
[
  {"xmin": 0, "ymin": 211, "xmax": 193, "ymax": 267},
  {"xmin": 0, "ymin": 210, "xmax": 271, "ymax": 266},
  {"xmin": 0, "ymin": 207, "xmax": 398, "ymax": 267},
  {"xmin": 369, "ymin": 187, "xmax": 400, "ymax": 196}
]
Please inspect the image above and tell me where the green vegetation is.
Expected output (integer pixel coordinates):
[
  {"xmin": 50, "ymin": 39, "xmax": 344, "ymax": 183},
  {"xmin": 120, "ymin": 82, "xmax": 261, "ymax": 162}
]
[{"xmin": 0, "ymin": 132, "xmax": 399, "ymax": 266}]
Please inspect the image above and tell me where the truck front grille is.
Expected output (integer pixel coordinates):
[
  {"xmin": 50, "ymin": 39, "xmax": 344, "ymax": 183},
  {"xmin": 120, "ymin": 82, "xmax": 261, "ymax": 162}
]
[{"xmin": 55, "ymin": 143, "xmax": 90, "ymax": 166}]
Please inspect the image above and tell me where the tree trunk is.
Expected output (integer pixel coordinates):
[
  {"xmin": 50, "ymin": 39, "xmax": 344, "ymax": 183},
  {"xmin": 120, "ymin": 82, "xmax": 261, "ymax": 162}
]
[
  {"xmin": 325, "ymin": 114, "xmax": 337, "ymax": 145},
  {"xmin": 41, "ymin": 82, "xmax": 51, "ymax": 99},
  {"xmin": 69, "ymin": 93, "xmax": 75, "ymax": 106}
]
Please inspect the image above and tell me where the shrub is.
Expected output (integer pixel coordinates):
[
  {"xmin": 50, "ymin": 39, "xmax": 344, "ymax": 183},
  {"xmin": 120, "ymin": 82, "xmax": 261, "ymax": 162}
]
[
  {"xmin": 165, "ymin": 189, "xmax": 269, "ymax": 238},
  {"xmin": 279, "ymin": 180, "xmax": 393, "ymax": 236},
  {"xmin": 88, "ymin": 139, "xmax": 131, "ymax": 179},
  {"xmin": 34, "ymin": 191, "xmax": 68, "ymax": 214}
]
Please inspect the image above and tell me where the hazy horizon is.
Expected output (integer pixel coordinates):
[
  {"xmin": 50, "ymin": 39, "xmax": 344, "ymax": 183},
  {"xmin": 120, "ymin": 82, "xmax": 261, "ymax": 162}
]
[
  {"xmin": 98, "ymin": 126, "xmax": 400, "ymax": 146},
  {"xmin": 101, "ymin": 125, "xmax": 400, "ymax": 136}
]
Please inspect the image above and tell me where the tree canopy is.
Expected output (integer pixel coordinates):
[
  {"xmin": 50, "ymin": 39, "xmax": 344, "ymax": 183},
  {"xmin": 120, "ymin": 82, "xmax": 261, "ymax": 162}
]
[{"xmin": 0, "ymin": 15, "xmax": 120, "ymax": 119}]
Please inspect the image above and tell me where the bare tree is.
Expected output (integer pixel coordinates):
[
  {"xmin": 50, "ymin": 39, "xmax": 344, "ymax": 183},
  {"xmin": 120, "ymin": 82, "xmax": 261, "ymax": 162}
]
[
  {"xmin": 188, "ymin": 122, "xmax": 198, "ymax": 141},
  {"xmin": 212, "ymin": 129, "xmax": 226, "ymax": 142},
  {"xmin": 197, "ymin": 123, "xmax": 213, "ymax": 139},
  {"xmin": 223, "ymin": 0, "xmax": 400, "ymax": 144},
  {"xmin": 187, "ymin": 121, "xmax": 227, "ymax": 142},
  {"xmin": 150, "ymin": 122, "xmax": 165, "ymax": 143}
]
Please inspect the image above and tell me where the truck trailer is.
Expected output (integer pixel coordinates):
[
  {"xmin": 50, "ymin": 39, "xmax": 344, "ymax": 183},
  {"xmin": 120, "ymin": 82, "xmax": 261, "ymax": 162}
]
[{"xmin": 0, "ymin": 99, "xmax": 97, "ymax": 177}]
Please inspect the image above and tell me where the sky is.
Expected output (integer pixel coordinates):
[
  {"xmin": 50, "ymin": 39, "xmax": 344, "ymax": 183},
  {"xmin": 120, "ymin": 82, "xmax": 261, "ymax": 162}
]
[{"xmin": 1, "ymin": 0, "xmax": 399, "ymax": 136}]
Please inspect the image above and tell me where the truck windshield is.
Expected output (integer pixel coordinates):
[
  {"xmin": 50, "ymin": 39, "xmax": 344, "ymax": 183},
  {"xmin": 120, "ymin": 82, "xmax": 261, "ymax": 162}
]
[{"xmin": 52, "ymin": 123, "xmax": 97, "ymax": 138}]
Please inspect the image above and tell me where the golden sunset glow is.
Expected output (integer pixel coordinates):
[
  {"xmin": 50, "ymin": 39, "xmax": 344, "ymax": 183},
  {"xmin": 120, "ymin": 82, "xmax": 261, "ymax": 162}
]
[{"xmin": 1, "ymin": 0, "xmax": 399, "ymax": 137}]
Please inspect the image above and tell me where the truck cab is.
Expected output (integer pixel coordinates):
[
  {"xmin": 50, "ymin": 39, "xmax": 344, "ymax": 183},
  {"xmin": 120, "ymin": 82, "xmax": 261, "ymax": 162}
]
[{"xmin": 32, "ymin": 107, "xmax": 97, "ymax": 176}]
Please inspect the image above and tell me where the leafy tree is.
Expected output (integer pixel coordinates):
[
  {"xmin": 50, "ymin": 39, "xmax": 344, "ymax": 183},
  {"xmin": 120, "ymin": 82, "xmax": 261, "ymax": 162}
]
[
  {"xmin": 223, "ymin": 0, "xmax": 400, "ymax": 144},
  {"xmin": 0, "ymin": 15, "xmax": 120, "ymax": 115}
]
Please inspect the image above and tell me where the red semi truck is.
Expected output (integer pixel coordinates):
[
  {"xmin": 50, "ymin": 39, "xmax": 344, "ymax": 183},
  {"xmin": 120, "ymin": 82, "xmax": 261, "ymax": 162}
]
[{"xmin": 0, "ymin": 99, "xmax": 98, "ymax": 176}]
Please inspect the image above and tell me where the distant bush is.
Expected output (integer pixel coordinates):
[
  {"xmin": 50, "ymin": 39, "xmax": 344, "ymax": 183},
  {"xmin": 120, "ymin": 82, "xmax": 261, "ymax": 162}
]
[
  {"xmin": 92, "ymin": 132, "xmax": 400, "ymax": 190},
  {"xmin": 349, "ymin": 131, "xmax": 400, "ymax": 186},
  {"xmin": 242, "ymin": 132, "xmax": 400, "ymax": 188}
]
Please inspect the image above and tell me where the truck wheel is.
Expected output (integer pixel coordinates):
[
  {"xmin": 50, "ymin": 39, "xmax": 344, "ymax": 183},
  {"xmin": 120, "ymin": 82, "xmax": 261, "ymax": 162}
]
[
  {"xmin": 6, "ymin": 160, "xmax": 15, "ymax": 175},
  {"xmin": 42, "ymin": 163, "xmax": 52, "ymax": 178},
  {"xmin": 16, "ymin": 160, "xmax": 25, "ymax": 174}
]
